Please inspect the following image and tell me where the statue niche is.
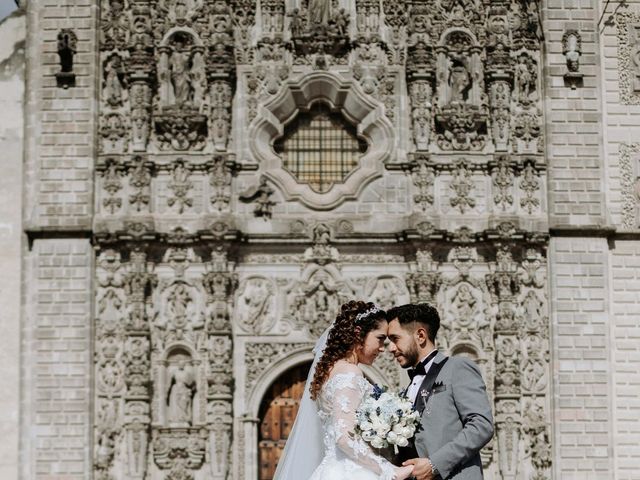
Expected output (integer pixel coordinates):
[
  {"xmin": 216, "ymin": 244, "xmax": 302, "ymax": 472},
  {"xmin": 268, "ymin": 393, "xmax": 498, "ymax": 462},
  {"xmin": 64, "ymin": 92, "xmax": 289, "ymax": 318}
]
[
  {"xmin": 166, "ymin": 352, "xmax": 197, "ymax": 427},
  {"xmin": 287, "ymin": 0, "xmax": 350, "ymax": 56},
  {"xmin": 434, "ymin": 30, "xmax": 488, "ymax": 151},
  {"xmin": 154, "ymin": 30, "xmax": 208, "ymax": 151}
]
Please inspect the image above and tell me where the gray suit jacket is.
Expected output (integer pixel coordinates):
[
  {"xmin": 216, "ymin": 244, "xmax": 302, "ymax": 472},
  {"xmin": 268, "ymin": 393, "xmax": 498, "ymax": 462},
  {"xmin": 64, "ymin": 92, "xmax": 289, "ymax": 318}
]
[{"xmin": 413, "ymin": 352, "xmax": 494, "ymax": 479}]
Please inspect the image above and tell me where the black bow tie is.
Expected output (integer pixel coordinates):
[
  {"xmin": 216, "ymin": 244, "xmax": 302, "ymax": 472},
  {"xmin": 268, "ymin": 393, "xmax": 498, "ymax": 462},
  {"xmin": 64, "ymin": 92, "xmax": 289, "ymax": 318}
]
[
  {"xmin": 407, "ymin": 363, "xmax": 427, "ymax": 380},
  {"xmin": 407, "ymin": 350, "xmax": 438, "ymax": 381}
]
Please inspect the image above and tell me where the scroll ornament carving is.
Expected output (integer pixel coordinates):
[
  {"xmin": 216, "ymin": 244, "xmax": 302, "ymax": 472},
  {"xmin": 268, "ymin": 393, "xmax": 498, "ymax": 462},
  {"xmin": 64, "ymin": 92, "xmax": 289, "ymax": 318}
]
[
  {"xmin": 127, "ymin": 156, "xmax": 152, "ymax": 213},
  {"xmin": 244, "ymin": 342, "xmax": 314, "ymax": 396},
  {"xmin": 101, "ymin": 0, "xmax": 130, "ymax": 50},
  {"xmin": 352, "ymin": 44, "xmax": 386, "ymax": 97},
  {"xmin": 492, "ymin": 156, "xmax": 515, "ymax": 211},
  {"xmin": 305, "ymin": 223, "xmax": 339, "ymax": 265},
  {"xmin": 406, "ymin": 250, "xmax": 441, "ymax": 304},
  {"xmin": 100, "ymin": 112, "xmax": 128, "ymax": 154},
  {"xmin": 232, "ymin": 0, "xmax": 257, "ymax": 64},
  {"xmin": 209, "ymin": 155, "xmax": 232, "ymax": 212},
  {"xmin": 100, "ymin": 160, "xmax": 124, "ymax": 214},
  {"xmin": 152, "ymin": 428, "xmax": 208, "ymax": 480},
  {"xmin": 382, "ymin": 0, "xmax": 408, "ymax": 65},
  {"xmin": 616, "ymin": 12, "xmax": 640, "ymax": 105},
  {"xmin": 449, "ymin": 159, "xmax": 476, "ymax": 213},
  {"xmin": 412, "ymin": 155, "xmax": 435, "ymax": 212},
  {"xmin": 519, "ymin": 162, "xmax": 541, "ymax": 214},
  {"xmin": 167, "ymin": 161, "xmax": 194, "ymax": 214},
  {"xmin": 409, "ymin": 80, "xmax": 433, "ymax": 151},
  {"xmin": 254, "ymin": 41, "xmax": 289, "ymax": 100}
]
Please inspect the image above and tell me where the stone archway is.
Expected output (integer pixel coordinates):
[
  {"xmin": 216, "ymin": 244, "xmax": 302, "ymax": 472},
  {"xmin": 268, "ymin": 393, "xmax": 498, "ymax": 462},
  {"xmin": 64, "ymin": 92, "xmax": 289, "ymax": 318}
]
[{"xmin": 257, "ymin": 361, "xmax": 312, "ymax": 480}]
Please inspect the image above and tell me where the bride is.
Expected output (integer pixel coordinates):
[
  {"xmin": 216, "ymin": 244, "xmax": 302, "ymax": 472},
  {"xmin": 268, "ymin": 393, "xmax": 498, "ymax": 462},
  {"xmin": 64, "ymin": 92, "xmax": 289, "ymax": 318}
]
[{"xmin": 274, "ymin": 301, "xmax": 414, "ymax": 480}]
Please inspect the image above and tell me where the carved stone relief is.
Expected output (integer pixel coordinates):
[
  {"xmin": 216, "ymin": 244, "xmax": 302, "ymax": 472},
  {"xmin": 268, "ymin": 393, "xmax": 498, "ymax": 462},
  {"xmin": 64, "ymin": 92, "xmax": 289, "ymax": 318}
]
[
  {"xmin": 404, "ymin": 242, "xmax": 551, "ymax": 478},
  {"xmin": 235, "ymin": 276, "xmax": 276, "ymax": 334},
  {"xmin": 617, "ymin": 12, "xmax": 640, "ymax": 105},
  {"xmin": 94, "ymin": 246, "xmax": 237, "ymax": 480},
  {"xmin": 619, "ymin": 143, "xmax": 640, "ymax": 229}
]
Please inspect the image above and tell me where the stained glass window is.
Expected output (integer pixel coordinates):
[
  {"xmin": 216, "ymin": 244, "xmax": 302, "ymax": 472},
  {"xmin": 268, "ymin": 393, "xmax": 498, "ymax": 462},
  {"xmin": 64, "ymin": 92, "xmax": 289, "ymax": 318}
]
[{"xmin": 274, "ymin": 103, "xmax": 368, "ymax": 193}]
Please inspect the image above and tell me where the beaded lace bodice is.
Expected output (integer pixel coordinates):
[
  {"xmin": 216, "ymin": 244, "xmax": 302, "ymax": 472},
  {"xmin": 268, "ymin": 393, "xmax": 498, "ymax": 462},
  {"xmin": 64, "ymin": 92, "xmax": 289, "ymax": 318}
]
[{"xmin": 316, "ymin": 372, "xmax": 396, "ymax": 480}]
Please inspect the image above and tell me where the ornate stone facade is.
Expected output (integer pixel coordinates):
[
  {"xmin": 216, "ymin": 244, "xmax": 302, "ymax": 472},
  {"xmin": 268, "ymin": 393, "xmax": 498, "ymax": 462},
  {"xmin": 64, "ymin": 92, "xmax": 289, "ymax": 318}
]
[
  {"xmin": 13, "ymin": 0, "xmax": 640, "ymax": 479},
  {"xmin": 90, "ymin": 0, "xmax": 551, "ymax": 478}
]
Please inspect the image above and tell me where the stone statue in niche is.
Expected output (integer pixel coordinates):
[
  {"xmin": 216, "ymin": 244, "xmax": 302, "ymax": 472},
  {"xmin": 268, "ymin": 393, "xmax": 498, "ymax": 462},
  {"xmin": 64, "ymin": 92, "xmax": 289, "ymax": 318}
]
[
  {"xmin": 103, "ymin": 54, "xmax": 125, "ymax": 107},
  {"xmin": 514, "ymin": 53, "xmax": 537, "ymax": 104},
  {"xmin": 308, "ymin": 0, "xmax": 331, "ymax": 25},
  {"xmin": 170, "ymin": 39, "xmax": 192, "ymax": 105},
  {"xmin": 157, "ymin": 33, "xmax": 206, "ymax": 110},
  {"xmin": 448, "ymin": 57, "xmax": 471, "ymax": 103},
  {"xmin": 167, "ymin": 357, "xmax": 196, "ymax": 426}
]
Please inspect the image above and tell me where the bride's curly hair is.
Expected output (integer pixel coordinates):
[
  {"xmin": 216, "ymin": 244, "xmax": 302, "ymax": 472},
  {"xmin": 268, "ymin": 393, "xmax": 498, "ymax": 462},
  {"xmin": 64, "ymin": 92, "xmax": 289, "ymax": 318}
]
[{"xmin": 309, "ymin": 300, "xmax": 387, "ymax": 400}]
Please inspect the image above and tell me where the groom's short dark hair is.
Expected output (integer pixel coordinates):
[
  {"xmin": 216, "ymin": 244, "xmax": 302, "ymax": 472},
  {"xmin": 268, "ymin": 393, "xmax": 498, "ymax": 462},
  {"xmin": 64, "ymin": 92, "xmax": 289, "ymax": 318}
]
[{"xmin": 386, "ymin": 303, "xmax": 440, "ymax": 342}]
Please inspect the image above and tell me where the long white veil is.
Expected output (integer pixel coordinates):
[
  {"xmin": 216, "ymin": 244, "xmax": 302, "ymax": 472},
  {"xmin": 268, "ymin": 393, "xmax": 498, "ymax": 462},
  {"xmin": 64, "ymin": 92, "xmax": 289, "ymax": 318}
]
[{"xmin": 273, "ymin": 325, "xmax": 332, "ymax": 480}]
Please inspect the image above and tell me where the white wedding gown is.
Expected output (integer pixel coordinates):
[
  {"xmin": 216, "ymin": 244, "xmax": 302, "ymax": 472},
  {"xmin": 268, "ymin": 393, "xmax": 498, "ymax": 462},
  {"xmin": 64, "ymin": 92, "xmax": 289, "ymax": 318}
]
[{"xmin": 309, "ymin": 371, "xmax": 396, "ymax": 480}]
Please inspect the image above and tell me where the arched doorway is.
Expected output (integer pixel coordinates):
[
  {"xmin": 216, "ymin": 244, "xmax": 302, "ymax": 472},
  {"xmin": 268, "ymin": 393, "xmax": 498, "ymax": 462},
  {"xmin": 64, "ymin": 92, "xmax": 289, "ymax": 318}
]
[{"xmin": 258, "ymin": 361, "xmax": 312, "ymax": 480}]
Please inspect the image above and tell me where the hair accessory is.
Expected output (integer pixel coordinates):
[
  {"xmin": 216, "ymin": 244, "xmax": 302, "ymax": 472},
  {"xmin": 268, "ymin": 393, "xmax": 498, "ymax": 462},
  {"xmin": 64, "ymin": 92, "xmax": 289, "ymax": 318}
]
[{"xmin": 355, "ymin": 305, "xmax": 383, "ymax": 324}]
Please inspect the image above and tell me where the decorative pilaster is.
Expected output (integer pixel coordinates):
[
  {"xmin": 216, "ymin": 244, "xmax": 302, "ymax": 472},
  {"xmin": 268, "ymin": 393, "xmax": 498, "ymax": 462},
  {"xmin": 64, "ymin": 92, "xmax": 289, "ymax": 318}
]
[{"xmin": 202, "ymin": 248, "xmax": 238, "ymax": 480}]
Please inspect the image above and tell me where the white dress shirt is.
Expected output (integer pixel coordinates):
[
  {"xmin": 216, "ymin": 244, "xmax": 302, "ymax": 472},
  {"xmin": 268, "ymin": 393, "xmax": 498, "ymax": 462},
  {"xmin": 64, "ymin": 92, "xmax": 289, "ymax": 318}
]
[{"xmin": 406, "ymin": 350, "xmax": 438, "ymax": 404}]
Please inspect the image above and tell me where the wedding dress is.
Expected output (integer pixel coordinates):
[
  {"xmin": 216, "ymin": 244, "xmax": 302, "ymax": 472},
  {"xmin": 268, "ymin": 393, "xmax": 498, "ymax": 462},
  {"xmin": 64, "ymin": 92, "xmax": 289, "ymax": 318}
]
[
  {"xmin": 274, "ymin": 326, "xmax": 396, "ymax": 480},
  {"xmin": 309, "ymin": 371, "xmax": 396, "ymax": 480}
]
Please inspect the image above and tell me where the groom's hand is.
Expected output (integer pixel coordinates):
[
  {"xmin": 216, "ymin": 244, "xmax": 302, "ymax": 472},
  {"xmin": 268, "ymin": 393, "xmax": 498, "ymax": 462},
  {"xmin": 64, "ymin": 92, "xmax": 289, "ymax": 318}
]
[{"xmin": 402, "ymin": 458, "xmax": 434, "ymax": 480}]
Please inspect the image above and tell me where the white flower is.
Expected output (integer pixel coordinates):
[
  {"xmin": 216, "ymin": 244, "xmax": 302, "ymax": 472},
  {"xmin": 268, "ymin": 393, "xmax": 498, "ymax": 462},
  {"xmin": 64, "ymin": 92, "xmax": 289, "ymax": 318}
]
[
  {"xmin": 396, "ymin": 436, "xmax": 409, "ymax": 447},
  {"xmin": 371, "ymin": 437, "xmax": 386, "ymax": 449}
]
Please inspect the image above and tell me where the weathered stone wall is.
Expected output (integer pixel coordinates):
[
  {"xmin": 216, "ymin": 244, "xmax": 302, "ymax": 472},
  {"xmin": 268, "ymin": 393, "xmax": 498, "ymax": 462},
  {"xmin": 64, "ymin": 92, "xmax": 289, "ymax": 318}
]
[
  {"xmin": 0, "ymin": 8, "xmax": 25, "ymax": 480},
  {"xmin": 20, "ymin": 0, "xmax": 98, "ymax": 478}
]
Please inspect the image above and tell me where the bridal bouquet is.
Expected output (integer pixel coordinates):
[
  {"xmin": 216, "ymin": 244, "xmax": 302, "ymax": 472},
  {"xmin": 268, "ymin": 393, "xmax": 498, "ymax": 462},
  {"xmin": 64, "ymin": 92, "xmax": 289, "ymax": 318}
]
[{"xmin": 353, "ymin": 385, "xmax": 421, "ymax": 450}]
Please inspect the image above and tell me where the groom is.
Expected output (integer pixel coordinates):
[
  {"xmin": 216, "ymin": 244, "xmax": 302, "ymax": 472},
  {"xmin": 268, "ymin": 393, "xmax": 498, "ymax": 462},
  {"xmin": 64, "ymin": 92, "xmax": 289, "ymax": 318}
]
[{"xmin": 386, "ymin": 303, "xmax": 493, "ymax": 480}]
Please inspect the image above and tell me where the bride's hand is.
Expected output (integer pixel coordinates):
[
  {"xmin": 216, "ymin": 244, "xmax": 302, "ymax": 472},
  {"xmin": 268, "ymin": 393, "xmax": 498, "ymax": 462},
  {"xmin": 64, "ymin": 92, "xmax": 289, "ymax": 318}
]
[{"xmin": 394, "ymin": 465, "xmax": 414, "ymax": 480}]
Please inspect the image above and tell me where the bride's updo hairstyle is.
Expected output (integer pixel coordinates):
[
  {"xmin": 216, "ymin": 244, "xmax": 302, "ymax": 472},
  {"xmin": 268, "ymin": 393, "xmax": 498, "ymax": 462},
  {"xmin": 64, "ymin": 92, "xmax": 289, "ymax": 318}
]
[{"xmin": 309, "ymin": 300, "xmax": 387, "ymax": 400}]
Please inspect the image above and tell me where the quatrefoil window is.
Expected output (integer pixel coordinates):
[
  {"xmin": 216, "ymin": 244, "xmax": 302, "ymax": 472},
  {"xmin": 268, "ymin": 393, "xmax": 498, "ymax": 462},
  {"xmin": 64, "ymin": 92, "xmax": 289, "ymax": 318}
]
[{"xmin": 274, "ymin": 103, "xmax": 368, "ymax": 193}]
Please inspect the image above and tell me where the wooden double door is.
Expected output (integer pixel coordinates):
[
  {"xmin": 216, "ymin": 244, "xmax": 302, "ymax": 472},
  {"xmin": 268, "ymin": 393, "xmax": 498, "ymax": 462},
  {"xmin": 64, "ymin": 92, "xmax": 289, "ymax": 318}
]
[{"xmin": 258, "ymin": 362, "xmax": 312, "ymax": 480}]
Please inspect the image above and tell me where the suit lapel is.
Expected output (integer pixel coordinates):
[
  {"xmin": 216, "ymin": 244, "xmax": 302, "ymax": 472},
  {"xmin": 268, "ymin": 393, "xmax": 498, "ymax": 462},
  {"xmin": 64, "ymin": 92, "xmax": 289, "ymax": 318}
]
[{"xmin": 414, "ymin": 351, "xmax": 448, "ymax": 414}]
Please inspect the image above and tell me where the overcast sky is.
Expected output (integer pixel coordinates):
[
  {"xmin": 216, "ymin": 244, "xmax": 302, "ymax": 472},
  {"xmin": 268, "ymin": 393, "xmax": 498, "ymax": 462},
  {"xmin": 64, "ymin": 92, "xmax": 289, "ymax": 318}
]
[{"xmin": 0, "ymin": 1, "xmax": 18, "ymax": 21}]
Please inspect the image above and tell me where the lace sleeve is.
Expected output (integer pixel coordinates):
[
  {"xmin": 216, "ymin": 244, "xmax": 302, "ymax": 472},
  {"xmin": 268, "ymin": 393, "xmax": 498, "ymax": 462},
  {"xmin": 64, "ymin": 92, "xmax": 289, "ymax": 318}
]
[{"xmin": 330, "ymin": 374, "xmax": 396, "ymax": 480}]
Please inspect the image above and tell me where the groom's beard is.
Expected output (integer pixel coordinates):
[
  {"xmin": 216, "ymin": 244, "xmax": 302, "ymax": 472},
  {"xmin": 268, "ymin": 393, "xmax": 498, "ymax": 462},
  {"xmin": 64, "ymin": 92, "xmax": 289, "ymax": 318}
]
[{"xmin": 402, "ymin": 341, "xmax": 420, "ymax": 368}]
